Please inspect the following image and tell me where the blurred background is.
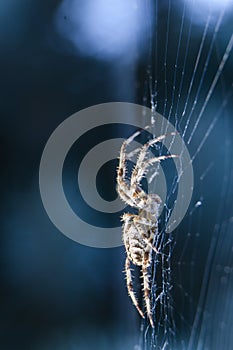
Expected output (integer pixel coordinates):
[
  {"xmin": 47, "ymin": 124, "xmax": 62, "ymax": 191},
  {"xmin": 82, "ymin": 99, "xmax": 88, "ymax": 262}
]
[{"xmin": 1, "ymin": 1, "xmax": 233, "ymax": 349}]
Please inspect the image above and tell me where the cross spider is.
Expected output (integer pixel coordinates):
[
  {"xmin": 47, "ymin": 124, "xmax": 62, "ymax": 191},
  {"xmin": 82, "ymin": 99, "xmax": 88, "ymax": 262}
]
[{"xmin": 116, "ymin": 128, "xmax": 177, "ymax": 328}]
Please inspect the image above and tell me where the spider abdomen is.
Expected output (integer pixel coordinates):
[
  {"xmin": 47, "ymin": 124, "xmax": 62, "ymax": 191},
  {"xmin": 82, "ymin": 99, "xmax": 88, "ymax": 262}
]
[{"xmin": 124, "ymin": 227, "xmax": 149, "ymax": 266}]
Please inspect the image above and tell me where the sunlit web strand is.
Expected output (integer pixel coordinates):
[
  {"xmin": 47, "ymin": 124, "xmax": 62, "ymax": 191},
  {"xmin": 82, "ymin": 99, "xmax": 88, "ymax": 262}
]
[
  {"xmin": 160, "ymin": 1, "xmax": 186, "ymax": 159},
  {"xmin": 162, "ymin": 0, "xmax": 171, "ymax": 119},
  {"xmin": 182, "ymin": 7, "xmax": 226, "ymax": 139},
  {"xmin": 179, "ymin": 14, "xmax": 211, "ymax": 126},
  {"xmin": 167, "ymin": 0, "xmax": 186, "ymax": 127},
  {"xmin": 191, "ymin": 87, "xmax": 233, "ymax": 162},
  {"xmin": 187, "ymin": 105, "xmax": 233, "ymax": 350},
  {"xmin": 188, "ymin": 33, "xmax": 233, "ymax": 145},
  {"xmin": 144, "ymin": 0, "xmax": 159, "ymax": 129},
  {"xmin": 141, "ymin": 0, "xmax": 153, "ymax": 112},
  {"xmin": 200, "ymin": 161, "xmax": 214, "ymax": 181},
  {"xmin": 173, "ymin": 0, "xmax": 194, "ymax": 123},
  {"xmin": 170, "ymin": 82, "xmax": 231, "ymax": 180}
]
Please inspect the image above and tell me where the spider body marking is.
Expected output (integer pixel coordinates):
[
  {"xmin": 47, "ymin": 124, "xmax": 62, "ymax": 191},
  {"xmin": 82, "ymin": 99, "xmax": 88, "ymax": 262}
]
[{"xmin": 116, "ymin": 129, "xmax": 177, "ymax": 328}]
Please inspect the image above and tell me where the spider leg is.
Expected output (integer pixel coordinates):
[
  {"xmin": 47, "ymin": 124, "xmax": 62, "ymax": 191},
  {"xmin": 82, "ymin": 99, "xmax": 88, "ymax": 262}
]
[
  {"xmin": 125, "ymin": 257, "xmax": 144, "ymax": 319},
  {"xmin": 131, "ymin": 154, "xmax": 178, "ymax": 190},
  {"xmin": 126, "ymin": 186, "xmax": 161, "ymax": 211},
  {"xmin": 130, "ymin": 132, "xmax": 177, "ymax": 188},
  {"xmin": 118, "ymin": 179, "xmax": 150, "ymax": 210},
  {"xmin": 128, "ymin": 131, "xmax": 178, "ymax": 162},
  {"xmin": 143, "ymin": 154, "xmax": 178, "ymax": 169},
  {"xmin": 117, "ymin": 129, "xmax": 143, "ymax": 184},
  {"xmin": 117, "ymin": 183, "xmax": 135, "ymax": 207},
  {"xmin": 123, "ymin": 126, "xmax": 158, "ymax": 159},
  {"xmin": 117, "ymin": 126, "xmax": 167, "ymax": 189},
  {"xmin": 142, "ymin": 252, "xmax": 154, "ymax": 328},
  {"xmin": 117, "ymin": 129, "xmax": 145, "ymax": 207}
]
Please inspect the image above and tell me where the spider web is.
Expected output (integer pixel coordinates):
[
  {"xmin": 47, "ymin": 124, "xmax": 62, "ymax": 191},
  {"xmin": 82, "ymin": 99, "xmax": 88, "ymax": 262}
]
[{"xmin": 134, "ymin": 1, "xmax": 233, "ymax": 349}]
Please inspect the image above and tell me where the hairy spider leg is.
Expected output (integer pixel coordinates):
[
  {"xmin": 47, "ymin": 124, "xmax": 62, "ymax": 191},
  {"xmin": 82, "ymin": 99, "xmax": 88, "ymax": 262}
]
[
  {"xmin": 118, "ymin": 129, "xmax": 142, "ymax": 181},
  {"xmin": 127, "ymin": 131, "xmax": 177, "ymax": 160},
  {"xmin": 130, "ymin": 132, "xmax": 177, "ymax": 189},
  {"xmin": 118, "ymin": 147, "xmax": 161, "ymax": 210},
  {"xmin": 117, "ymin": 129, "xmax": 142, "ymax": 207},
  {"xmin": 118, "ymin": 181, "xmax": 154, "ymax": 211},
  {"xmin": 142, "ymin": 252, "xmax": 154, "ymax": 328},
  {"xmin": 131, "ymin": 154, "xmax": 178, "ymax": 190},
  {"xmin": 117, "ymin": 185, "xmax": 136, "ymax": 208},
  {"xmin": 117, "ymin": 131, "xmax": 177, "ymax": 210},
  {"xmin": 125, "ymin": 257, "xmax": 144, "ymax": 319},
  {"xmin": 117, "ymin": 126, "xmax": 156, "ymax": 185}
]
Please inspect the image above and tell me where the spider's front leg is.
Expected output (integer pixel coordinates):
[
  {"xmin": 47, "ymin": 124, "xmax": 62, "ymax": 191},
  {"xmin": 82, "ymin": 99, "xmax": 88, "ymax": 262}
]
[
  {"xmin": 117, "ymin": 128, "xmax": 143, "ymax": 185},
  {"xmin": 131, "ymin": 154, "xmax": 178, "ymax": 192},
  {"xmin": 117, "ymin": 130, "xmax": 143, "ymax": 208},
  {"xmin": 130, "ymin": 132, "xmax": 177, "ymax": 189}
]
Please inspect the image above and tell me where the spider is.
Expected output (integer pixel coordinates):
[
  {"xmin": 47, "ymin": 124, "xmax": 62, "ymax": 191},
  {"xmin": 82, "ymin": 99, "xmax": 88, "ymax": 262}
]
[{"xmin": 116, "ymin": 128, "xmax": 177, "ymax": 328}]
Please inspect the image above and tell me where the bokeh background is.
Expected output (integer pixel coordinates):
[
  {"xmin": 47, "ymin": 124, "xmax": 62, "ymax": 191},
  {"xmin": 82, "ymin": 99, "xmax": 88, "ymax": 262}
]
[{"xmin": 1, "ymin": 1, "xmax": 233, "ymax": 349}]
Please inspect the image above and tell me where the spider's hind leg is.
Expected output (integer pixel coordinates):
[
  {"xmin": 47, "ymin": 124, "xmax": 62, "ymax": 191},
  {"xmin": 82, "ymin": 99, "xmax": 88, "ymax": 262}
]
[
  {"xmin": 125, "ymin": 257, "xmax": 144, "ymax": 319},
  {"xmin": 142, "ymin": 252, "xmax": 154, "ymax": 328}
]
